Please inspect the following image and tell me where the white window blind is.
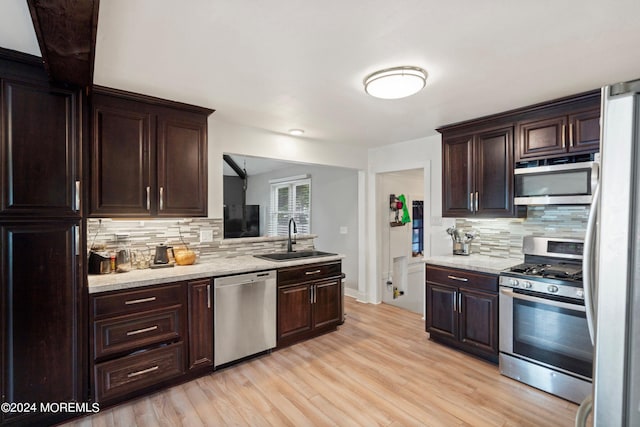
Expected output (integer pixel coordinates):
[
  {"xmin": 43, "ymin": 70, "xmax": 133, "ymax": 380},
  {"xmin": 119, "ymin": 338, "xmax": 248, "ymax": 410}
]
[{"xmin": 268, "ymin": 177, "xmax": 311, "ymax": 236}]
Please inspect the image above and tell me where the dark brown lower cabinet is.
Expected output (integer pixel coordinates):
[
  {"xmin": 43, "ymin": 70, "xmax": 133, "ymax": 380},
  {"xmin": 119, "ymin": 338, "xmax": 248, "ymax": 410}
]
[
  {"xmin": 277, "ymin": 261, "xmax": 342, "ymax": 348},
  {"xmin": 278, "ymin": 283, "xmax": 313, "ymax": 341},
  {"xmin": 90, "ymin": 283, "xmax": 187, "ymax": 406},
  {"xmin": 426, "ymin": 264, "xmax": 498, "ymax": 363},
  {"xmin": 94, "ymin": 342, "xmax": 184, "ymax": 403},
  {"xmin": 90, "ymin": 279, "xmax": 215, "ymax": 407},
  {"xmin": 187, "ymin": 279, "xmax": 213, "ymax": 371},
  {"xmin": 0, "ymin": 221, "xmax": 85, "ymax": 426}
]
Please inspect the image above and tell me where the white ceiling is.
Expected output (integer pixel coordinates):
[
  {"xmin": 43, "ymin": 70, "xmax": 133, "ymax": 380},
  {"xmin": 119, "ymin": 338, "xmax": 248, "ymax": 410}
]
[{"xmin": 3, "ymin": 0, "xmax": 640, "ymax": 148}]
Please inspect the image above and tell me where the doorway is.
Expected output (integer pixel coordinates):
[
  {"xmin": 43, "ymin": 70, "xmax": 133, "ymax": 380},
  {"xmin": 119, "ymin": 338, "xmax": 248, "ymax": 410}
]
[{"xmin": 377, "ymin": 169, "xmax": 425, "ymax": 314}]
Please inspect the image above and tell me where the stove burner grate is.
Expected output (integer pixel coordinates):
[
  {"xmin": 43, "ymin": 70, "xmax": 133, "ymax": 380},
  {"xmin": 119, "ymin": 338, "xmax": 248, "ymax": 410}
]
[{"xmin": 509, "ymin": 262, "xmax": 583, "ymax": 281}]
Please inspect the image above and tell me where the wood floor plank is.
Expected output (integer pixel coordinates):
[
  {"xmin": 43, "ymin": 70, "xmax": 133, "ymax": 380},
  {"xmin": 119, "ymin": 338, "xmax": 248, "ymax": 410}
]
[{"xmin": 61, "ymin": 297, "xmax": 582, "ymax": 427}]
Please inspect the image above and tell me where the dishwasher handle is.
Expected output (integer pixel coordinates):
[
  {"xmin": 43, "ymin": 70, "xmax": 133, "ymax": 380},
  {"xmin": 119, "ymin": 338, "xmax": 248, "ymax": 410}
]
[{"xmin": 214, "ymin": 271, "xmax": 277, "ymax": 288}]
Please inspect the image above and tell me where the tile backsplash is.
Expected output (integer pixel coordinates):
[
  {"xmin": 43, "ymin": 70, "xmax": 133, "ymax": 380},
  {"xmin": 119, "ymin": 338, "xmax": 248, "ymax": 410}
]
[
  {"xmin": 87, "ymin": 218, "xmax": 315, "ymax": 262},
  {"xmin": 454, "ymin": 205, "xmax": 589, "ymax": 259}
]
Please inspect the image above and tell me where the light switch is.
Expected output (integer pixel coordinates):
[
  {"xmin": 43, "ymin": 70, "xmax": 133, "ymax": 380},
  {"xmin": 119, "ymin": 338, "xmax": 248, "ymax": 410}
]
[
  {"xmin": 200, "ymin": 229, "xmax": 213, "ymax": 242},
  {"xmin": 339, "ymin": 226, "xmax": 348, "ymax": 235}
]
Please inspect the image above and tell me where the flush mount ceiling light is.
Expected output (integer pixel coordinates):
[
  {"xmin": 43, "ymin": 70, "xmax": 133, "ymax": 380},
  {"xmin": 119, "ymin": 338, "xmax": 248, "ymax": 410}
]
[
  {"xmin": 363, "ymin": 66, "xmax": 428, "ymax": 99},
  {"xmin": 288, "ymin": 128, "xmax": 305, "ymax": 136}
]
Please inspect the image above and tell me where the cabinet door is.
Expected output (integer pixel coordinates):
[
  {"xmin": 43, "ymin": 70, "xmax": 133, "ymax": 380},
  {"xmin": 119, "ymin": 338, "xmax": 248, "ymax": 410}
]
[
  {"xmin": 277, "ymin": 283, "xmax": 312, "ymax": 344},
  {"xmin": 91, "ymin": 97, "xmax": 153, "ymax": 217},
  {"xmin": 426, "ymin": 283, "xmax": 457, "ymax": 339},
  {"xmin": 312, "ymin": 279, "xmax": 341, "ymax": 329},
  {"xmin": 1, "ymin": 80, "xmax": 80, "ymax": 216},
  {"xmin": 475, "ymin": 126, "xmax": 514, "ymax": 217},
  {"xmin": 568, "ymin": 108, "xmax": 600, "ymax": 154},
  {"xmin": 1, "ymin": 221, "xmax": 83, "ymax": 424},
  {"xmin": 458, "ymin": 288, "xmax": 498, "ymax": 355},
  {"xmin": 442, "ymin": 134, "xmax": 474, "ymax": 217},
  {"xmin": 156, "ymin": 111, "xmax": 207, "ymax": 217},
  {"xmin": 517, "ymin": 115, "xmax": 568, "ymax": 161},
  {"xmin": 187, "ymin": 279, "xmax": 213, "ymax": 370}
]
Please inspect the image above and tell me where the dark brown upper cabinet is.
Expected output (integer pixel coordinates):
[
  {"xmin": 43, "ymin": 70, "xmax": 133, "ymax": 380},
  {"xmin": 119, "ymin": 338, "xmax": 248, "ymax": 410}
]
[
  {"xmin": 438, "ymin": 89, "xmax": 599, "ymax": 218},
  {"xmin": 1, "ymin": 78, "xmax": 81, "ymax": 218},
  {"xmin": 517, "ymin": 105, "xmax": 600, "ymax": 162},
  {"xmin": 90, "ymin": 87, "xmax": 213, "ymax": 218},
  {"xmin": 441, "ymin": 125, "xmax": 517, "ymax": 218}
]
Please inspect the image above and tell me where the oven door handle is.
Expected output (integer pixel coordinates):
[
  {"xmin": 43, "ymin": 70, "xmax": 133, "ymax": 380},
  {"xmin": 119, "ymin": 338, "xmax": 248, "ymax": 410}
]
[{"xmin": 499, "ymin": 287, "xmax": 585, "ymax": 312}]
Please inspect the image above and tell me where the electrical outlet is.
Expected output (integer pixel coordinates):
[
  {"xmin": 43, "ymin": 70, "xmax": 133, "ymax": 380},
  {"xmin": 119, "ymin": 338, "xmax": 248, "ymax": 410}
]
[{"xmin": 200, "ymin": 229, "xmax": 213, "ymax": 242}]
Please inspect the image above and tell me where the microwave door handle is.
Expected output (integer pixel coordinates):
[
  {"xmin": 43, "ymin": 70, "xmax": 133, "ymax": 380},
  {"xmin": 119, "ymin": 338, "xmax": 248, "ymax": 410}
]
[{"xmin": 582, "ymin": 179, "xmax": 600, "ymax": 345}]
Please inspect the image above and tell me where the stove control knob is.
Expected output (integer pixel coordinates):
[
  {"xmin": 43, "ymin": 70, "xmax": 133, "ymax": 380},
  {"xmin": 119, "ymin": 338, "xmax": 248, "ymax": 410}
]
[
  {"xmin": 576, "ymin": 290, "xmax": 584, "ymax": 298},
  {"xmin": 509, "ymin": 279, "xmax": 519, "ymax": 287},
  {"xmin": 522, "ymin": 281, "xmax": 532, "ymax": 289},
  {"xmin": 547, "ymin": 285, "xmax": 559, "ymax": 293}
]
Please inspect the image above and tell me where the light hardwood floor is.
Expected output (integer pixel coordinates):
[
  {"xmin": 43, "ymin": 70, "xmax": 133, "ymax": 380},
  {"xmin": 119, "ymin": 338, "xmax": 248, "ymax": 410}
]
[{"xmin": 63, "ymin": 298, "xmax": 581, "ymax": 426}]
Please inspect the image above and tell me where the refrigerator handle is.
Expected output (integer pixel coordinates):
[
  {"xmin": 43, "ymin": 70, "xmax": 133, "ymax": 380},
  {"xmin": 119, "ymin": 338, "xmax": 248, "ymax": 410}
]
[
  {"xmin": 583, "ymin": 177, "xmax": 600, "ymax": 345},
  {"xmin": 575, "ymin": 394, "xmax": 593, "ymax": 427}
]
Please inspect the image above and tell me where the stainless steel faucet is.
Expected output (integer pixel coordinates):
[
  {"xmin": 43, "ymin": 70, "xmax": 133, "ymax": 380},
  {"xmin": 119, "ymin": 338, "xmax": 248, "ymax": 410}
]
[{"xmin": 287, "ymin": 217, "xmax": 297, "ymax": 252}]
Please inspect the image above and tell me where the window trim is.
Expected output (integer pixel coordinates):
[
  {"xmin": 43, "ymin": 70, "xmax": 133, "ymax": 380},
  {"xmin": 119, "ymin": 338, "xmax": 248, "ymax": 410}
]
[{"xmin": 268, "ymin": 176, "xmax": 311, "ymax": 236}]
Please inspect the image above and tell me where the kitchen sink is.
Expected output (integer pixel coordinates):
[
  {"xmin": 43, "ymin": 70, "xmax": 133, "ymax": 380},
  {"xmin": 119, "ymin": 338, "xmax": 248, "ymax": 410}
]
[{"xmin": 254, "ymin": 250, "xmax": 337, "ymax": 262}]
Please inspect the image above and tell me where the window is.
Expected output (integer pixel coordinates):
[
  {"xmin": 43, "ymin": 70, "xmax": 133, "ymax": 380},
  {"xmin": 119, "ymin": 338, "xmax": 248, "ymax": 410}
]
[
  {"xmin": 268, "ymin": 176, "xmax": 311, "ymax": 236},
  {"xmin": 412, "ymin": 200, "xmax": 424, "ymax": 256}
]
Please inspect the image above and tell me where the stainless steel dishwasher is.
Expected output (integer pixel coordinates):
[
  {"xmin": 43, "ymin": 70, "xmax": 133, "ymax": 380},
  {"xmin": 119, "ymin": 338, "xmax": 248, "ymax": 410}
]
[{"xmin": 214, "ymin": 270, "xmax": 277, "ymax": 367}]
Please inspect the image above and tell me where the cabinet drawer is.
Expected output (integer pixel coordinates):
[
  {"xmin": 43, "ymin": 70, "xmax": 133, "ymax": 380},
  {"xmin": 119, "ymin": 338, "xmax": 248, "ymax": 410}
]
[
  {"xmin": 278, "ymin": 261, "xmax": 342, "ymax": 286},
  {"xmin": 94, "ymin": 342, "xmax": 184, "ymax": 403},
  {"xmin": 426, "ymin": 265, "xmax": 497, "ymax": 292},
  {"xmin": 92, "ymin": 283, "xmax": 183, "ymax": 319},
  {"xmin": 94, "ymin": 306, "xmax": 182, "ymax": 359}
]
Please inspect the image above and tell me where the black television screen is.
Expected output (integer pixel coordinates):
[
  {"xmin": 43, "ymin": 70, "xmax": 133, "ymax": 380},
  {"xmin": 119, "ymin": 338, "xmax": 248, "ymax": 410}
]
[{"xmin": 224, "ymin": 204, "xmax": 260, "ymax": 238}]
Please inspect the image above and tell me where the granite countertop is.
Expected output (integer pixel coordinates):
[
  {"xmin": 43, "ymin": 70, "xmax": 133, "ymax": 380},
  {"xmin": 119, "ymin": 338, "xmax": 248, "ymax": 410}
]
[
  {"xmin": 88, "ymin": 253, "xmax": 344, "ymax": 294},
  {"xmin": 423, "ymin": 254, "xmax": 523, "ymax": 275}
]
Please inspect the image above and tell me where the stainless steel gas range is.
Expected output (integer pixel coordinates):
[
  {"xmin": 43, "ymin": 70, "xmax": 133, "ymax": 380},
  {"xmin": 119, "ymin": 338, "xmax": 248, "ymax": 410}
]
[{"xmin": 499, "ymin": 236, "xmax": 592, "ymax": 404}]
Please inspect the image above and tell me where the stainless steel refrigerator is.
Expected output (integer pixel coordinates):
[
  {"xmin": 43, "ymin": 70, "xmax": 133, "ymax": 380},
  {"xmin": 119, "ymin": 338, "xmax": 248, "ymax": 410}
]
[{"xmin": 578, "ymin": 79, "xmax": 640, "ymax": 426}]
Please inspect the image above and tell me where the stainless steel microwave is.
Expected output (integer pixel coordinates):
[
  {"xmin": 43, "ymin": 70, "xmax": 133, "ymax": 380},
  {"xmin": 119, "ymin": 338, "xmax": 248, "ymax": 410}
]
[{"xmin": 514, "ymin": 161, "xmax": 599, "ymax": 205}]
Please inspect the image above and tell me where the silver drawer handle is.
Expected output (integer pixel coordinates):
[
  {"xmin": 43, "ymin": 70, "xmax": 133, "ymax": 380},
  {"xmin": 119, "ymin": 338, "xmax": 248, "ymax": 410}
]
[
  {"xmin": 447, "ymin": 275, "xmax": 469, "ymax": 282},
  {"xmin": 305, "ymin": 270, "xmax": 322, "ymax": 275},
  {"xmin": 126, "ymin": 325, "xmax": 159, "ymax": 336},
  {"xmin": 127, "ymin": 365, "xmax": 159, "ymax": 378},
  {"xmin": 125, "ymin": 296, "xmax": 157, "ymax": 305}
]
